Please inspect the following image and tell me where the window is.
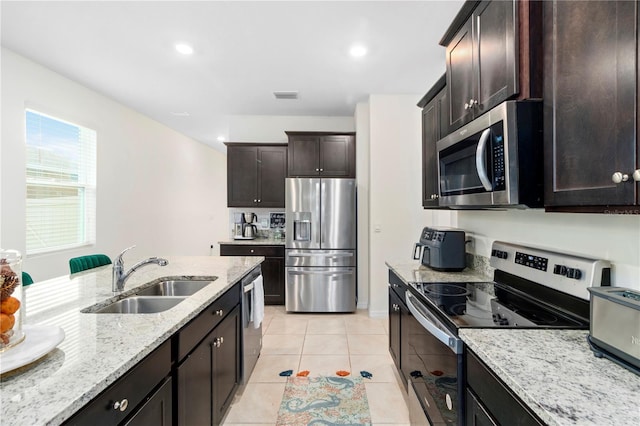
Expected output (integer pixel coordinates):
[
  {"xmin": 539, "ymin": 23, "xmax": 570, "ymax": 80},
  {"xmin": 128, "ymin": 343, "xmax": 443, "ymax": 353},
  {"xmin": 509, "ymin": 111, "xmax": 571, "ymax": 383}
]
[{"xmin": 25, "ymin": 110, "xmax": 96, "ymax": 254}]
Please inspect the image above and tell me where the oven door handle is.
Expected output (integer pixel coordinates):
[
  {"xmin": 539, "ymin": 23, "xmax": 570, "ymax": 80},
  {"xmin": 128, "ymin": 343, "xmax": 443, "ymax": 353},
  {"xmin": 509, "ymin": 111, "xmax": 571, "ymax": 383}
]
[
  {"xmin": 406, "ymin": 292, "xmax": 463, "ymax": 355},
  {"xmin": 475, "ymin": 128, "xmax": 493, "ymax": 191}
]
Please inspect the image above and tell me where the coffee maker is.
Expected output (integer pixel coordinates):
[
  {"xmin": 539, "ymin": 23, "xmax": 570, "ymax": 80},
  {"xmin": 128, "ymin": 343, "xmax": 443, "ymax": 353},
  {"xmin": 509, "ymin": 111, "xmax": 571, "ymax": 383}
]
[{"xmin": 234, "ymin": 212, "xmax": 258, "ymax": 239}]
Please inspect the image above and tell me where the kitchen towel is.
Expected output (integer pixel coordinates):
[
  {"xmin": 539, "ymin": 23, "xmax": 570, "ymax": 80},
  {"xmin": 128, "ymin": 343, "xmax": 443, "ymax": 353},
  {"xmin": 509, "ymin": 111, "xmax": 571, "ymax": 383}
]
[{"xmin": 252, "ymin": 275, "xmax": 264, "ymax": 328}]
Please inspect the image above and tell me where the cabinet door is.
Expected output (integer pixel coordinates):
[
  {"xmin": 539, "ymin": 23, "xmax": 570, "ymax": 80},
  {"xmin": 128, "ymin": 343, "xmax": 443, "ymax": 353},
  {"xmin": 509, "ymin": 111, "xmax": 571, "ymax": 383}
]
[
  {"xmin": 388, "ymin": 287, "xmax": 402, "ymax": 371},
  {"xmin": 422, "ymin": 89, "xmax": 445, "ymax": 208},
  {"xmin": 446, "ymin": 18, "xmax": 475, "ymax": 132},
  {"xmin": 257, "ymin": 146, "xmax": 287, "ymax": 207},
  {"xmin": 319, "ymin": 135, "xmax": 355, "ymax": 177},
  {"xmin": 124, "ymin": 378, "xmax": 173, "ymax": 426},
  {"xmin": 262, "ymin": 256, "xmax": 285, "ymax": 305},
  {"xmin": 465, "ymin": 389, "xmax": 498, "ymax": 426},
  {"xmin": 212, "ymin": 306, "xmax": 241, "ymax": 425},
  {"xmin": 227, "ymin": 146, "xmax": 258, "ymax": 207},
  {"xmin": 288, "ymin": 136, "xmax": 320, "ymax": 176},
  {"xmin": 543, "ymin": 0, "xmax": 637, "ymax": 207},
  {"xmin": 177, "ymin": 335, "xmax": 213, "ymax": 426},
  {"xmin": 475, "ymin": 0, "xmax": 518, "ymax": 115}
]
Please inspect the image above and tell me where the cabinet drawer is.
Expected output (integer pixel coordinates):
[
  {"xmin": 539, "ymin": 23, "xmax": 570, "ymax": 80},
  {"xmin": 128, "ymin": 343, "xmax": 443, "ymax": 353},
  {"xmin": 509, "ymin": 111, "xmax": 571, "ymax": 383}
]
[
  {"xmin": 178, "ymin": 283, "xmax": 240, "ymax": 360},
  {"xmin": 220, "ymin": 244, "xmax": 284, "ymax": 258},
  {"xmin": 64, "ymin": 340, "xmax": 171, "ymax": 426}
]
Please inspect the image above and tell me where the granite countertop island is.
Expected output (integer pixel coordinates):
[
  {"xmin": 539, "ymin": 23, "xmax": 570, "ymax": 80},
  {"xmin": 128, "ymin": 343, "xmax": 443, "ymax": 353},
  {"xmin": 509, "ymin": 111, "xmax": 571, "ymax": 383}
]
[
  {"xmin": 461, "ymin": 329, "xmax": 640, "ymax": 426},
  {"xmin": 0, "ymin": 255, "xmax": 263, "ymax": 426}
]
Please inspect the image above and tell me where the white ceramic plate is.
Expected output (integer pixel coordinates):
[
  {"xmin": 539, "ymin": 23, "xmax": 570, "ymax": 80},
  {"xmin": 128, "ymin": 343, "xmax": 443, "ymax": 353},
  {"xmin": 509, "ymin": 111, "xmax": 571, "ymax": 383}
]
[{"xmin": 0, "ymin": 324, "xmax": 65, "ymax": 374}]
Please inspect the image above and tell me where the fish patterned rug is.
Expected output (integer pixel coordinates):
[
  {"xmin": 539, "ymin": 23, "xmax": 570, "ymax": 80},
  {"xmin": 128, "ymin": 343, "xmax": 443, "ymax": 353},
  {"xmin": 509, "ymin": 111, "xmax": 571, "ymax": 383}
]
[{"xmin": 276, "ymin": 376, "xmax": 372, "ymax": 425}]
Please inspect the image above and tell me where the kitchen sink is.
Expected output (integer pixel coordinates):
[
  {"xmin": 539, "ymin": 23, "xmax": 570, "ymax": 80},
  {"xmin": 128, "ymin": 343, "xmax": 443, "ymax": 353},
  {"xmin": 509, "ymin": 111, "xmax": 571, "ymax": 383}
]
[
  {"xmin": 89, "ymin": 296, "xmax": 186, "ymax": 314},
  {"xmin": 134, "ymin": 279, "xmax": 215, "ymax": 297}
]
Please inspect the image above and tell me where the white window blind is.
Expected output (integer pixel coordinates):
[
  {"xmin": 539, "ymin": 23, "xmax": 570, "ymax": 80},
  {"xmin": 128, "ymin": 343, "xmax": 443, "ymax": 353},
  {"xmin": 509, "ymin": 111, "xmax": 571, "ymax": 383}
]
[{"xmin": 25, "ymin": 109, "xmax": 97, "ymax": 254}]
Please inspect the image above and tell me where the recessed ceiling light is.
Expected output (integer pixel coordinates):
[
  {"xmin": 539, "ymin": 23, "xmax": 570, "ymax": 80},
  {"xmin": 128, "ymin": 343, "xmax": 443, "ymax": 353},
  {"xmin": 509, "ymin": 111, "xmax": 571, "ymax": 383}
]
[
  {"xmin": 349, "ymin": 45, "xmax": 367, "ymax": 58},
  {"xmin": 175, "ymin": 43, "xmax": 194, "ymax": 55},
  {"xmin": 171, "ymin": 111, "xmax": 190, "ymax": 117},
  {"xmin": 217, "ymin": 136, "xmax": 226, "ymax": 143}
]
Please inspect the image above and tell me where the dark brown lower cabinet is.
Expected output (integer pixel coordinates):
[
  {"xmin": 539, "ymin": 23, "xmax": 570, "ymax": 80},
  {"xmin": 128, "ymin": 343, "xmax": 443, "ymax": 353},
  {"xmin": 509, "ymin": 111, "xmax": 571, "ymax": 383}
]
[
  {"xmin": 178, "ymin": 305, "xmax": 240, "ymax": 426},
  {"xmin": 220, "ymin": 244, "xmax": 285, "ymax": 305},
  {"xmin": 466, "ymin": 350, "xmax": 544, "ymax": 426},
  {"xmin": 63, "ymin": 340, "xmax": 172, "ymax": 426},
  {"xmin": 124, "ymin": 378, "xmax": 173, "ymax": 426}
]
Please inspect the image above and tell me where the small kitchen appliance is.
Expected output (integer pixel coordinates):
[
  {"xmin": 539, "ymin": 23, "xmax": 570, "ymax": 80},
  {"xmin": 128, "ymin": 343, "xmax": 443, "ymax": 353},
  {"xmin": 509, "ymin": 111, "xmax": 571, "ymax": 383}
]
[
  {"xmin": 413, "ymin": 227, "xmax": 466, "ymax": 271},
  {"xmin": 394, "ymin": 241, "xmax": 611, "ymax": 425},
  {"xmin": 233, "ymin": 212, "xmax": 258, "ymax": 240},
  {"xmin": 436, "ymin": 100, "xmax": 543, "ymax": 208},
  {"xmin": 587, "ymin": 286, "xmax": 640, "ymax": 375}
]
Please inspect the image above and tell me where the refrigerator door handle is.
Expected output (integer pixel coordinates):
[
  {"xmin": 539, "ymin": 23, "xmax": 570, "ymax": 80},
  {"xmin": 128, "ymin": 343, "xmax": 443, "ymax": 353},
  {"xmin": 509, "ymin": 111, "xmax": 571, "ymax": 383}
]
[
  {"xmin": 288, "ymin": 252, "xmax": 354, "ymax": 258},
  {"xmin": 288, "ymin": 269, "xmax": 354, "ymax": 276}
]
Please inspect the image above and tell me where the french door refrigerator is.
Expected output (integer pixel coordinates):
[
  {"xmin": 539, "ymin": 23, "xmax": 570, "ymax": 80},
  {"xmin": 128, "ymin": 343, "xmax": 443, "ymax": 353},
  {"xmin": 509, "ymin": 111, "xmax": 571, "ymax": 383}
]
[{"xmin": 285, "ymin": 178, "xmax": 356, "ymax": 312}]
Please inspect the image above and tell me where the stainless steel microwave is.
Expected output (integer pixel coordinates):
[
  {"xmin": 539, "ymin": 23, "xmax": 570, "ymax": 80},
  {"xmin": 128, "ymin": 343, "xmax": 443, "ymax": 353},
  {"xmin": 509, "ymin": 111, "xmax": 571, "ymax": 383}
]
[{"xmin": 436, "ymin": 100, "xmax": 543, "ymax": 208}]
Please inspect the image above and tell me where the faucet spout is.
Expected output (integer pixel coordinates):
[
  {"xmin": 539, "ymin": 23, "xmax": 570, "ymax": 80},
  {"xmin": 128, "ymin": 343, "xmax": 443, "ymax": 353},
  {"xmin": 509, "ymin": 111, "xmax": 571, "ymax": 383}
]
[{"xmin": 112, "ymin": 246, "xmax": 169, "ymax": 292}]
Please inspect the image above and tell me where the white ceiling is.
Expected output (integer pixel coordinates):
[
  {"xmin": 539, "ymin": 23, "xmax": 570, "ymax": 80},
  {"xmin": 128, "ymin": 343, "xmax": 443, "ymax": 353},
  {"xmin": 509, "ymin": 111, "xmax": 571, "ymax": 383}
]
[{"xmin": 1, "ymin": 1, "xmax": 464, "ymax": 151}]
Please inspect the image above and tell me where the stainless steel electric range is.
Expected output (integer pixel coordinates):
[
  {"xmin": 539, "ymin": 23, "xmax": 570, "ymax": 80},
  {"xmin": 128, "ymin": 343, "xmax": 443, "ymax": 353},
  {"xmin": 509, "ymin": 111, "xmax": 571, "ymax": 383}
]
[{"xmin": 390, "ymin": 241, "xmax": 611, "ymax": 426}]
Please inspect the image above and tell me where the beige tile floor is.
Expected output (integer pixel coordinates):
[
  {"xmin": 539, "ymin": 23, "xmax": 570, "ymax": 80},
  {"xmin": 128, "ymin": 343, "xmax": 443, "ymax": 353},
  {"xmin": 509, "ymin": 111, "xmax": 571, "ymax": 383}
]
[{"xmin": 222, "ymin": 306, "xmax": 410, "ymax": 426}]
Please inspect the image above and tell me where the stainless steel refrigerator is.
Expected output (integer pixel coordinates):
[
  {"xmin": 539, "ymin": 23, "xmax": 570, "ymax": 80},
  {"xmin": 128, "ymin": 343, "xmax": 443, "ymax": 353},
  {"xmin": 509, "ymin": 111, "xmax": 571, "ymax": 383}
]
[{"xmin": 285, "ymin": 178, "xmax": 356, "ymax": 312}]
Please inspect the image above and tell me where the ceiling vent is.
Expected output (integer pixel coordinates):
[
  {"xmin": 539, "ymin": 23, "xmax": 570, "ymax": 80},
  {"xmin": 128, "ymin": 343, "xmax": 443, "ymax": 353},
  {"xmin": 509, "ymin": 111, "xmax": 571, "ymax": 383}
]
[{"xmin": 274, "ymin": 91, "xmax": 299, "ymax": 100}]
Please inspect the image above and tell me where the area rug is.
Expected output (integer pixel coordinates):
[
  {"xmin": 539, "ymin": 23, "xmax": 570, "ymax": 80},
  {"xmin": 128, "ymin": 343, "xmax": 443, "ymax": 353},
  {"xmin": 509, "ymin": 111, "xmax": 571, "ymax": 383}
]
[{"xmin": 276, "ymin": 376, "xmax": 372, "ymax": 425}]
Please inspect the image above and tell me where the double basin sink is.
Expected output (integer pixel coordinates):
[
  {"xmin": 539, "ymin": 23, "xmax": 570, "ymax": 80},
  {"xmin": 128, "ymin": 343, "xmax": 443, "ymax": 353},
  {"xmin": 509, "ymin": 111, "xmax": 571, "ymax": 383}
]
[{"xmin": 83, "ymin": 279, "xmax": 217, "ymax": 314}]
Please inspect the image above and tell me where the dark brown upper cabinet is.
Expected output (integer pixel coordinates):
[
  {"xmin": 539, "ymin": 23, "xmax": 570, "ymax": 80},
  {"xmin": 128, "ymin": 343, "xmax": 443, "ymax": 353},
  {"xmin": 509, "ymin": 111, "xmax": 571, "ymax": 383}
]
[
  {"xmin": 543, "ymin": 1, "xmax": 639, "ymax": 212},
  {"xmin": 440, "ymin": 0, "xmax": 542, "ymax": 134},
  {"xmin": 417, "ymin": 74, "xmax": 448, "ymax": 208},
  {"xmin": 286, "ymin": 131, "xmax": 356, "ymax": 177},
  {"xmin": 226, "ymin": 143, "xmax": 287, "ymax": 208}
]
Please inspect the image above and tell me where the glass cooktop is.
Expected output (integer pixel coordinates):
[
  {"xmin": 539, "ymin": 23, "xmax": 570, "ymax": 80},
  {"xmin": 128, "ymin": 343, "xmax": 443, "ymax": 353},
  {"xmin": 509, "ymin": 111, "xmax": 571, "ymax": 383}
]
[{"xmin": 408, "ymin": 281, "xmax": 588, "ymax": 329}]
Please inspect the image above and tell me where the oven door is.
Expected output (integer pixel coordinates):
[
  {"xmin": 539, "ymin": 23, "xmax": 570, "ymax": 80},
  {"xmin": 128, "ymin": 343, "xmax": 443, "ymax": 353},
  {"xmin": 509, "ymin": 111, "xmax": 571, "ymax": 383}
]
[{"xmin": 404, "ymin": 292, "xmax": 464, "ymax": 426}]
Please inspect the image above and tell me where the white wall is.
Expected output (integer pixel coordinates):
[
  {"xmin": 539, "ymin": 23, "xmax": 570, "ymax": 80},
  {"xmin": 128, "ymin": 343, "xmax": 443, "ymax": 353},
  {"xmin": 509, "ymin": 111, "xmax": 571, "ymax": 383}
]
[
  {"xmin": 227, "ymin": 115, "xmax": 354, "ymax": 143},
  {"xmin": 355, "ymin": 102, "xmax": 370, "ymax": 309},
  {"xmin": 367, "ymin": 94, "xmax": 446, "ymax": 316},
  {"xmin": 1, "ymin": 48, "xmax": 229, "ymax": 281}
]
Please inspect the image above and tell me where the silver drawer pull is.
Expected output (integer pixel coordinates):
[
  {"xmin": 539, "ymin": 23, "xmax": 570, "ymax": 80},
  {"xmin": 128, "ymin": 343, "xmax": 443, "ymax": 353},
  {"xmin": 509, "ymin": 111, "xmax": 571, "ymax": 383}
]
[
  {"xmin": 214, "ymin": 309, "xmax": 224, "ymax": 316},
  {"xmin": 113, "ymin": 398, "xmax": 129, "ymax": 412}
]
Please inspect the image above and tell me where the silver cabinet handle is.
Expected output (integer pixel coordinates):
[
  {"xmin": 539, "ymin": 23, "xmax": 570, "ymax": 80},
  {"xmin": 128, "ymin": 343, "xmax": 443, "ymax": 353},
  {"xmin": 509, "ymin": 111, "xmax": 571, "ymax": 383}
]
[
  {"xmin": 213, "ymin": 337, "xmax": 224, "ymax": 348},
  {"xmin": 250, "ymin": 249, "xmax": 255, "ymax": 253},
  {"xmin": 612, "ymin": 172, "xmax": 630, "ymax": 183},
  {"xmin": 464, "ymin": 102, "xmax": 470, "ymax": 110},
  {"xmin": 633, "ymin": 170, "xmax": 640, "ymax": 182},
  {"xmin": 113, "ymin": 398, "xmax": 129, "ymax": 412},
  {"xmin": 253, "ymin": 199, "xmax": 257, "ymax": 202},
  {"xmin": 319, "ymin": 168, "xmax": 323, "ymax": 172},
  {"xmin": 257, "ymin": 199, "xmax": 261, "ymax": 203},
  {"xmin": 392, "ymin": 303, "xmax": 400, "ymax": 311},
  {"xmin": 214, "ymin": 309, "xmax": 224, "ymax": 316}
]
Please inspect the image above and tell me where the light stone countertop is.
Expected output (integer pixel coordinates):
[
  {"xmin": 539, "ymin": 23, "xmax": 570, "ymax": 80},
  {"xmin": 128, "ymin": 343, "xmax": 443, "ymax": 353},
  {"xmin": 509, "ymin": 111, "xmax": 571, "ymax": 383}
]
[
  {"xmin": 218, "ymin": 237, "xmax": 285, "ymax": 246},
  {"xmin": 460, "ymin": 329, "xmax": 640, "ymax": 426},
  {"xmin": 0, "ymin": 255, "xmax": 263, "ymax": 426},
  {"xmin": 387, "ymin": 260, "xmax": 640, "ymax": 425},
  {"xmin": 385, "ymin": 260, "xmax": 491, "ymax": 284}
]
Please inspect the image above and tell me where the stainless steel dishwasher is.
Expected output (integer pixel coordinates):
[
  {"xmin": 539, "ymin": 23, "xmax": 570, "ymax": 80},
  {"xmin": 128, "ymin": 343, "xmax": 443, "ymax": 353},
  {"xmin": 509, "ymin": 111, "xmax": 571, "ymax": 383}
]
[{"xmin": 240, "ymin": 266, "xmax": 262, "ymax": 390}]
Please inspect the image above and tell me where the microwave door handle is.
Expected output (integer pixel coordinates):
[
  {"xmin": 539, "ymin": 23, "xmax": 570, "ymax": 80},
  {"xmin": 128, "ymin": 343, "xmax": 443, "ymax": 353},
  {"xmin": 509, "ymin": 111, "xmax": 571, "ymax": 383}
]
[{"xmin": 475, "ymin": 128, "xmax": 493, "ymax": 191}]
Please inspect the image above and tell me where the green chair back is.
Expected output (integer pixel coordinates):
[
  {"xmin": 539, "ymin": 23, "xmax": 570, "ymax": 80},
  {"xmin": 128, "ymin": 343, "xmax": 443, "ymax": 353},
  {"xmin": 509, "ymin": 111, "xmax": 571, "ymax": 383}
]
[
  {"xmin": 22, "ymin": 271, "xmax": 34, "ymax": 286},
  {"xmin": 69, "ymin": 254, "xmax": 112, "ymax": 274}
]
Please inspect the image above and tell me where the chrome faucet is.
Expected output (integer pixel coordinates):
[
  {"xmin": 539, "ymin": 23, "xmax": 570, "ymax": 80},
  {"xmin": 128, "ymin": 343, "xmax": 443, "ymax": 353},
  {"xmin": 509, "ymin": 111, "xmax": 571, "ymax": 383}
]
[{"xmin": 112, "ymin": 245, "xmax": 168, "ymax": 292}]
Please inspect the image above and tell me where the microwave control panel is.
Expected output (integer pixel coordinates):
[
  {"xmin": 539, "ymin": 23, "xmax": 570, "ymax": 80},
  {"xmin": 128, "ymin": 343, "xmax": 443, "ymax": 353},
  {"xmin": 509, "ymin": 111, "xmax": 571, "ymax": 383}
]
[{"xmin": 491, "ymin": 122, "xmax": 506, "ymax": 191}]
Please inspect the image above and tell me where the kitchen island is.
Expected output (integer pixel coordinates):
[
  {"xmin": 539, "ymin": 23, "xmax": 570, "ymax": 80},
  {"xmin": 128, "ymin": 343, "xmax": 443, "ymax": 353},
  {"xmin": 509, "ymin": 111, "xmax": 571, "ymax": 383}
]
[
  {"xmin": 461, "ymin": 328, "xmax": 640, "ymax": 426},
  {"xmin": 0, "ymin": 255, "xmax": 263, "ymax": 426}
]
